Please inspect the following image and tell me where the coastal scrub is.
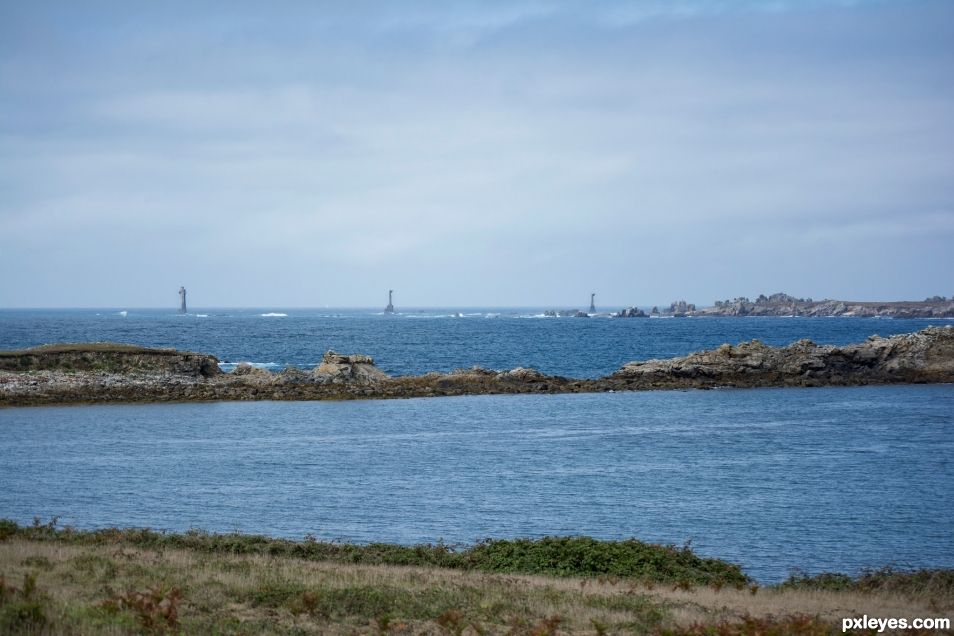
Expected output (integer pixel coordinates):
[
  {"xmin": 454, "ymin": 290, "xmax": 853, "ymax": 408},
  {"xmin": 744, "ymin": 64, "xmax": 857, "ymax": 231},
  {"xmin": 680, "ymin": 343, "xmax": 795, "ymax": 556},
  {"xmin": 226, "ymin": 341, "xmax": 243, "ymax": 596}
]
[{"xmin": 1, "ymin": 521, "xmax": 951, "ymax": 634}]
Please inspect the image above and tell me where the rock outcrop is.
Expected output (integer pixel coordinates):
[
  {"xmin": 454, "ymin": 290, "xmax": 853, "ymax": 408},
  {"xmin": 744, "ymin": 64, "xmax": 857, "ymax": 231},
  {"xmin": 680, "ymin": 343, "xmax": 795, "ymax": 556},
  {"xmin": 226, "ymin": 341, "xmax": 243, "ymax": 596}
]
[
  {"xmin": 668, "ymin": 300, "xmax": 697, "ymax": 317},
  {"xmin": 1, "ymin": 327, "xmax": 952, "ymax": 406},
  {"xmin": 0, "ymin": 343, "xmax": 221, "ymax": 377},
  {"xmin": 313, "ymin": 351, "xmax": 389, "ymax": 384},
  {"xmin": 497, "ymin": 367, "xmax": 547, "ymax": 381},
  {"xmin": 232, "ymin": 363, "xmax": 272, "ymax": 380},
  {"xmin": 700, "ymin": 293, "xmax": 954, "ymax": 318},
  {"xmin": 609, "ymin": 326, "xmax": 954, "ymax": 389},
  {"xmin": 615, "ymin": 307, "xmax": 647, "ymax": 318}
]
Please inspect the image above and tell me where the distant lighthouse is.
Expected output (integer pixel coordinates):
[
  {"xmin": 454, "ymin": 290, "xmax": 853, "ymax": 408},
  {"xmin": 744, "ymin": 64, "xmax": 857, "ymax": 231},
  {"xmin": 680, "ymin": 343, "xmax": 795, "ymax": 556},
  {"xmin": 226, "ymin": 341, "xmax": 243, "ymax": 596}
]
[
  {"xmin": 589, "ymin": 293, "xmax": 596, "ymax": 313},
  {"xmin": 384, "ymin": 289, "xmax": 395, "ymax": 314},
  {"xmin": 179, "ymin": 286, "xmax": 187, "ymax": 314}
]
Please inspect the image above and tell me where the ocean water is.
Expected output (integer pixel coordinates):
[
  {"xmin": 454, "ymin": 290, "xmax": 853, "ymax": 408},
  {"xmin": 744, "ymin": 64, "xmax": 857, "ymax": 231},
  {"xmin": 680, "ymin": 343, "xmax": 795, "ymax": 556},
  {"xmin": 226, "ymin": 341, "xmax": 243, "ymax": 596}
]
[
  {"xmin": 1, "ymin": 310, "xmax": 953, "ymax": 582},
  {"xmin": 1, "ymin": 387, "xmax": 952, "ymax": 583},
  {"xmin": 1, "ymin": 308, "xmax": 951, "ymax": 377}
]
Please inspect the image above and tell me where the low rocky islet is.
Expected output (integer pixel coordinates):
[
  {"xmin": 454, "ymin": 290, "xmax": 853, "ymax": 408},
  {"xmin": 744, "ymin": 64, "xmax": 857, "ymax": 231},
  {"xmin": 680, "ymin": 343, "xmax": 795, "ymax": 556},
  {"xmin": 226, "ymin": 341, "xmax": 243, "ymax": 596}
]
[{"xmin": 2, "ymin": 326, "xmax": 952, "ymax": 406}]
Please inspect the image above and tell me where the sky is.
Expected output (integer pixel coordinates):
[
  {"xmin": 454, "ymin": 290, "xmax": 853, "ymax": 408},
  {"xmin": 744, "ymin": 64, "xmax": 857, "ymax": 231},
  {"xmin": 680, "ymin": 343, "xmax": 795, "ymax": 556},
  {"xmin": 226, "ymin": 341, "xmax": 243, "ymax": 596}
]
[{"xmin": 1, "ymin": 0, "xmax": 953, "ymax": 309}]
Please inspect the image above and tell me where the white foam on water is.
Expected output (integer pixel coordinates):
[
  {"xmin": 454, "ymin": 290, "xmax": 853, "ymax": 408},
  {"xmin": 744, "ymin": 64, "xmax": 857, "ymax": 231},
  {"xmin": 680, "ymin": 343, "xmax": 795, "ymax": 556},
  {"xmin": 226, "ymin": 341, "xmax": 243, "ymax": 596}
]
[
  {"xmin": 118, "ymin": 311, "xmax": 127, "ymax": 317},
  {"xmin": 196, "ymin": 314, "xmax": 209, "ymax": 318},
  {"xmin": 260, "ymin": 313, "xmax": 288, "ymax": 317}
]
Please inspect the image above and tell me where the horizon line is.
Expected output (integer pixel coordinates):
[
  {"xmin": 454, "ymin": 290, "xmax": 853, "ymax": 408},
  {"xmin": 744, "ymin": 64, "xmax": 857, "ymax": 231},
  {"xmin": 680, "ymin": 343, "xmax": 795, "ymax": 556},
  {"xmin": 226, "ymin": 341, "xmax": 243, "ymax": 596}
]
[{"xmin": 0, "ymin": 296, "xmax": 949, "ymax": 312}]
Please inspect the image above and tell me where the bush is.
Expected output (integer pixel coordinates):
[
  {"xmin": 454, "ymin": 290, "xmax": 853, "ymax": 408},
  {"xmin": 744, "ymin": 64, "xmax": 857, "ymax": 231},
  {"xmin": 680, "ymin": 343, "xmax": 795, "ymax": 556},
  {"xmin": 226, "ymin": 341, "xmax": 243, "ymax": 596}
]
[
  {"xmin": 460, "ymin": 537, "xmax": 750, "ymax": 586},
  {"xmin": 0, "ymin": 600, "xmax": 47, "ymax": 633}
]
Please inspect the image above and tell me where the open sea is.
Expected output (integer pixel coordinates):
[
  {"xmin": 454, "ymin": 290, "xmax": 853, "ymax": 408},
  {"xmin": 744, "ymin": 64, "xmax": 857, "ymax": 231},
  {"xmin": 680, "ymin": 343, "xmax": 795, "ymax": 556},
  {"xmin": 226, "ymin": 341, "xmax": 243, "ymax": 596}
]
[{"xmin": 1, "ymin": 308, "xmax": 953, "ymax": 582}]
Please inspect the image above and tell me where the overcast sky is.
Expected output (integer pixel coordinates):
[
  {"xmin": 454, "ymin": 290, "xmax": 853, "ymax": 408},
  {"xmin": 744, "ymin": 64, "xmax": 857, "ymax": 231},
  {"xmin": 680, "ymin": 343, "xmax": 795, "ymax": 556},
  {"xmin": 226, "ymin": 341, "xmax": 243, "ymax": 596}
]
[{"xmin": 1, "ymin": 1, "xmax": 952, "ymax": 308}]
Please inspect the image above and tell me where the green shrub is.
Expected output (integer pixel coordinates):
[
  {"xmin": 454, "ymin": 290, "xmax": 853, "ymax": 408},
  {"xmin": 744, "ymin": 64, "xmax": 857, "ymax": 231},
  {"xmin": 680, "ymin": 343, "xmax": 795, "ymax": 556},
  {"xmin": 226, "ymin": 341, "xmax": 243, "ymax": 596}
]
[
  {"xmin": 0, "ymin": 519, "xmax": 18, "ymax": 541},
  {"xmin": 0, "ymin": 600, "xmax": 47, "ymax": 633},
  {"xmin": 460, "ymin": 537, "xmax": 749, "ymax": 585}
]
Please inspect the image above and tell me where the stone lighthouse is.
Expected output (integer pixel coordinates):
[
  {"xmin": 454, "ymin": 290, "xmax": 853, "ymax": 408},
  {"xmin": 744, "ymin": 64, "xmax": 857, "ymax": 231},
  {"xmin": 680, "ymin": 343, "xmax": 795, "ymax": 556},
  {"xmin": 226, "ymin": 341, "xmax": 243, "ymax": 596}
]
[{"xmin": 178, "ymin": 286, "xmax": 187, "ymax": 314}]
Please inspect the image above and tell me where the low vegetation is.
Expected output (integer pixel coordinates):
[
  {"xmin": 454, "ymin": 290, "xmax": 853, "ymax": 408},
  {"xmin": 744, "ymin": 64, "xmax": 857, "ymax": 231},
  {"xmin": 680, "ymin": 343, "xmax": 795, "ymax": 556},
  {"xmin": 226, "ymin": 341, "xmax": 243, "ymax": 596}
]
[
  {"xmin": 779, "ymin": 567, "xmax": 954, "ymax": 599},
  {"xmin": 1, "ymin": 519, "xmax": 951, "ymax": 634},
  {"xmin": 0, "ymin": 519, "xmax": 748, "ymax": 588}
]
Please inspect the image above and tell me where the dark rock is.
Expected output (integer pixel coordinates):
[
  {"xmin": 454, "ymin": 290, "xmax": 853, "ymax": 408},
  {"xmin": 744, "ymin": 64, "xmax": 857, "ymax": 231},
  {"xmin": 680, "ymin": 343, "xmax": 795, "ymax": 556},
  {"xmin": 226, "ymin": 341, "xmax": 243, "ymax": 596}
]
[
  {"xmin": 0, "ymin": 343, "xmax": 220, "ymax": 377},
  {"xmin": 615, "ymin": 307, "xmax": 647, "ymax": 318},
  {"xmin": 279, "ymin": 366, "xmax": 312, "ymax": 383}
]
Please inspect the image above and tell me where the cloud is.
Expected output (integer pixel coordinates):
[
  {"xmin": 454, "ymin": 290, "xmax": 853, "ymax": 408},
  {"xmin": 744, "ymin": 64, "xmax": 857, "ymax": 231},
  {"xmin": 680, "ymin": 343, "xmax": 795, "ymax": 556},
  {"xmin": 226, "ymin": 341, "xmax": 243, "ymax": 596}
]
[{"xmin": 1, "ymin": 1, "xmax": 952, "ymax": 306}]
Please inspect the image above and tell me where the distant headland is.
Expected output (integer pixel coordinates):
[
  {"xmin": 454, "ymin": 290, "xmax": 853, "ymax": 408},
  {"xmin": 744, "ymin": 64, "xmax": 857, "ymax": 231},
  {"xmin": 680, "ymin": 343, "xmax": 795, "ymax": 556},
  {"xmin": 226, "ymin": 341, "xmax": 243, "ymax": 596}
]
[
  {"xmin": 2, "ymin": 326, "xmax": 952, "ymax": 407},
  {"xmin": 546, "ymin": 293, "xmax": 954, "ymax": 319}
]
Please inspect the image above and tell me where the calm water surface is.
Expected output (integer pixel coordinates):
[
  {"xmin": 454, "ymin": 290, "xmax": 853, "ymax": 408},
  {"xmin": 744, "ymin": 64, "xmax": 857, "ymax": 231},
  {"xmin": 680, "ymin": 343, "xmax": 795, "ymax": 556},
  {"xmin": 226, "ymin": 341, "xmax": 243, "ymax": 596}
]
[{"xmin": 2, "ymin": 386, "xmax": 952, "ymax": 583}]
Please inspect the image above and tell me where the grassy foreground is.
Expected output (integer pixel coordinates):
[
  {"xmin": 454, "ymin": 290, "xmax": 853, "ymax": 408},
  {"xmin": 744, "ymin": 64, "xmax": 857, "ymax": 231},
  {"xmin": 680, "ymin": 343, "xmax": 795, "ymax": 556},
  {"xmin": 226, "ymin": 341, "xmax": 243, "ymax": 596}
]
[{"xmin": 1, "ymin": 520, "xmax": 952, "ymax": 635}]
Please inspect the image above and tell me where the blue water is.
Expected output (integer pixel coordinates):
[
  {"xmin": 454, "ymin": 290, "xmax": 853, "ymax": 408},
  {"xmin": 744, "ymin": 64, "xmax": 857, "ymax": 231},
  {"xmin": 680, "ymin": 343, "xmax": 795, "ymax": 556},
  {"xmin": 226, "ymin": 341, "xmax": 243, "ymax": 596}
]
[
  {"xmin": 1, "ymin": 387, "xmax": 953, "ymax": 583},
  {"xmin": 2, "ymin": 310, "xmax": 953, "ymax": 582},
  {"xmin": 1, "ymin": 308, "xmax": 951, "ymax": 377}
]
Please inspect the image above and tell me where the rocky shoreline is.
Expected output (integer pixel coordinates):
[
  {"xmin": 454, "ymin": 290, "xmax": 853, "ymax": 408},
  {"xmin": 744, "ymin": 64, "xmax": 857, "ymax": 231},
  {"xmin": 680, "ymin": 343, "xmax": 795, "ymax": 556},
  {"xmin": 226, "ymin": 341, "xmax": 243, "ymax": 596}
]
[
  {"xmin": 544, "ymin": 293, "xmax": 954, "ymax": 318},
  {"xmin": 679, "ymin": 293, "xmax": 954, "ymax": 318},
  {"xmin": 1, "ymin": 327, "xmax": 952, "ymax": 407}
]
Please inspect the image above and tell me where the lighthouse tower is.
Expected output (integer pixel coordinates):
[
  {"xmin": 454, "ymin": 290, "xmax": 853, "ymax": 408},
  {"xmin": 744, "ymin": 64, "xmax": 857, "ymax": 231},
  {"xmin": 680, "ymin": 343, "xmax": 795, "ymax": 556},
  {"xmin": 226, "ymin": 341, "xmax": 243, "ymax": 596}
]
[
  {"xmin": 384, "ymin": 290, "xmax": 395, "ymax": 314},
  {"xmin": 589, "ymin": 293, "xmax": 596, "ymax": 313},
  {"xmin": 178, "ymin": 286, "xmax": 187, "ymax": 314}
]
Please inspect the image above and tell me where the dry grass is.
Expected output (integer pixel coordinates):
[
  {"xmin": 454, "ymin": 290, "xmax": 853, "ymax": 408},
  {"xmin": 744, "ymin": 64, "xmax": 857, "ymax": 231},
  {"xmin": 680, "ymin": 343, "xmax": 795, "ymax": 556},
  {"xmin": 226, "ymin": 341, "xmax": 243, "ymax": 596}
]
[
  {"xmin": 2, "ymin": 539, "xmax": 951, "ymax": 635},
  {"xmin": 0, "ymin": 540, "xmax": 662, "ymax": 634},
  {"xmin": 618, "ymin": 581, "xmax": 951, "ymax": 626}
]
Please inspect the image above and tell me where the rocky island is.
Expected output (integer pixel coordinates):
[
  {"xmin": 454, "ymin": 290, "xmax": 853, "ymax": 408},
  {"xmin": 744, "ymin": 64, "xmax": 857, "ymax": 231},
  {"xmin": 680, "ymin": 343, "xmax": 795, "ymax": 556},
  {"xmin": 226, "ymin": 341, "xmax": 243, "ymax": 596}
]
[
  {"xmin": 658, "ymin": 293, "xmax": 954, "ymax": 318},
  {"xmin": 543, "ymin": 293, "xmax": 954, "ymax": 318},
  {"xmin": 1, "ymin": 327, "xmax": 952, "ymax": 407}
]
